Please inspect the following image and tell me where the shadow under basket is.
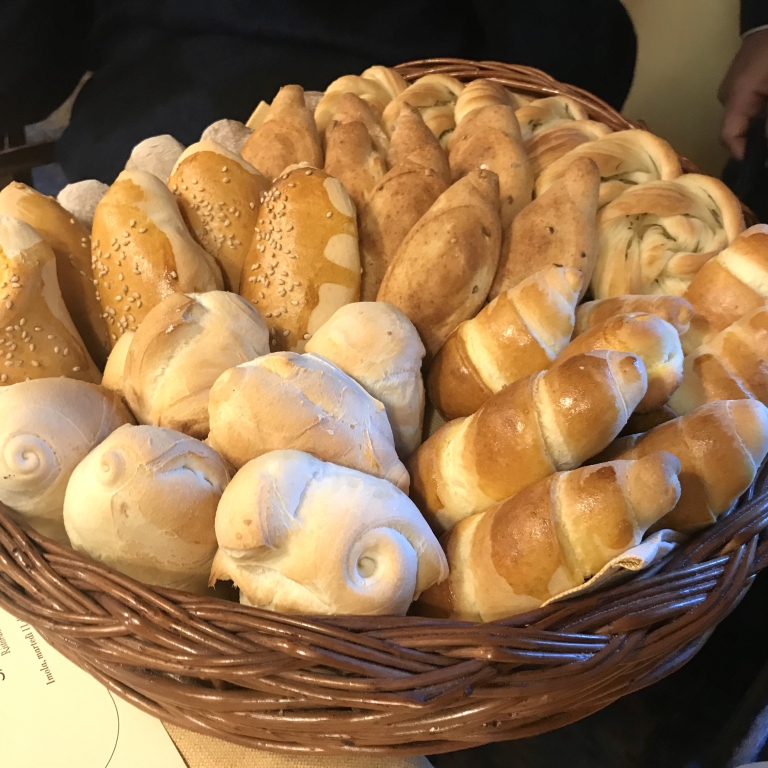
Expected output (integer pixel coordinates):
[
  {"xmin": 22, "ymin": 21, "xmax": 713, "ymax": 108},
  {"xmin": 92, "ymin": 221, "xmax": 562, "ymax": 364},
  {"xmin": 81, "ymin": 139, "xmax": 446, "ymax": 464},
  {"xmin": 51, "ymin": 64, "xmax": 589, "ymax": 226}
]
[{"xmin": 1, "ymin": 59, "xmax": 767, "ymax": 757}]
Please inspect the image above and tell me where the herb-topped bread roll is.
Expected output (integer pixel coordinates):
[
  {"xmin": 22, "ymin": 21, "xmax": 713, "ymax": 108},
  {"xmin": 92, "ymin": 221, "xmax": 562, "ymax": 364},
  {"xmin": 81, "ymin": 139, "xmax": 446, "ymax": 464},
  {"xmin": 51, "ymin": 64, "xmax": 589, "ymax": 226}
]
[
  {"xmin": 91, "ymin": 170, "xmax": 223, "ymax": 347},
  {"xmin": 239, "ymin": 165, "xmax": 360, "ymax": 352}
]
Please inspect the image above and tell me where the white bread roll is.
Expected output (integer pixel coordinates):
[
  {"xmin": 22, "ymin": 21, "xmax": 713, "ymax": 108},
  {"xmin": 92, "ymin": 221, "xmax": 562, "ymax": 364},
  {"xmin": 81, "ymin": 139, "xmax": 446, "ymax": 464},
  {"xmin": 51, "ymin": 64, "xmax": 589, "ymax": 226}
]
[
  {"xmin": 0, "ymin": 379, "xmax": 133, "ymax": 543},
  {"xmin": 101, "ymin": 330, "xmax": 134, "ymax": 396},
  {"xmin": 305, "ymin": 302, "xmax": 426, "ymax": 458},
  {"xmin": 207, "ymin": 352, "xmax": 409, "ymax": 491},
  {"xmin": 210, "ymin": 450, "xmax": 447, "ymax": 615},
  {"xmin": 64, "ymin": 424, "xmax": 230, "ymax": 594},
  {"xmin": 200, "ymin": 119, "xmax": 252, "ymax": 154},
  {"xmin": 125, "ymin": 134, "xmax": 185, "ymax": 183},
  {"xmin": 123, "ymin": 291, "xmax": 269, "ymax": 439},
  {"xmin": 57, "ymin": 179, "xmax": 109, "ymax": 229}
]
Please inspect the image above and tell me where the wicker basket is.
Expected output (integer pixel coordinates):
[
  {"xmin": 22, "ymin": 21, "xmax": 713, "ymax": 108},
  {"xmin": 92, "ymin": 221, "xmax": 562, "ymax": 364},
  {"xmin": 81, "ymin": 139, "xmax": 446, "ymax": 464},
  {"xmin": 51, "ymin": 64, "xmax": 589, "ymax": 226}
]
[{"xmin": 1, "ymin": 59, "xmax": 767, "ymax": 757}]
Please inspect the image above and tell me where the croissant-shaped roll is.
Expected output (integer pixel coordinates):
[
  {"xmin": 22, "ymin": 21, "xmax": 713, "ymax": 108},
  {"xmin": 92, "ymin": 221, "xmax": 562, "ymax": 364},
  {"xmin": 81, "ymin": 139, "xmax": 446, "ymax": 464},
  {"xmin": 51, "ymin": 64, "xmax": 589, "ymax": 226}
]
[
  {"xmin": 377, "ymin": 169, "xmax": 502, "ymax": 357},
  {"xmin": 409, "ymin": 351, "xmax": 648, "ymax": 534},
  {"xmin": 210, "ymin": 450, "xmax": 447, "ymax": 615},
  {"xmin": 64, "ymin": 424, "xmax": 230, "ymax": 594},
  {"xmin": 575, "ymin": 295, "xmax": 694, "ymax": 337},
  {"xmin": 0, "ymin": 379, "xmax": 133, "ymax": 543},
  {"xmin": 453, "ymin": 80, "xmax": 515, "ymax": 125},
  {"xmin": 417, "ymin": 452, "xmax": 681, "ymax": 621},
  {"xmin": 593, "ymin": 174, "xmax": 745, "ymax": 299},
  {"xmin": 428, "ymin": 266, "xmax": 582, "ymax": 420},
  {"xmin": 125, "ymin": 135, "xmax": 185, "ymax": 183},
  {"xmin": 241, "ymin": 85, "xmax": 323, "ymax": 180},
  {"xmin": 525, "ymin": 120, "xmax": 612, "ymax": 178},
  {"xmin": 0, "ymin": 215, "xmax": 101, "ymax": 384}
]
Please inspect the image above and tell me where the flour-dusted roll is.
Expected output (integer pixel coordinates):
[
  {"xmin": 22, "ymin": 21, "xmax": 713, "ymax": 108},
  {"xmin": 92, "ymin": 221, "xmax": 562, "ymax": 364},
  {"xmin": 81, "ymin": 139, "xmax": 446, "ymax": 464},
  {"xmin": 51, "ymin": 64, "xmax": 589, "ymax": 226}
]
[
  {"xmin": 575, "ymin": 295, "xmax": 694, "ymax": 337},
  {"xmin": 64, "ymin": 424, "xmax": 230, "ymax": 594},
  {"xmin": 91, "ymin": 170, "xmax": 224, "ymax": 347},
  {"xmin": 168, "ymin": 141, "xmax": 270, "ymax": 292},
  {"xmin": 57, "ymin": 179, "xmax": 109, "ymax": 230},
  {"xmin": 125, "ymin": 135, "xmax": 185, "ymax": 183},
  {"xmin": 239, "ymin": 165, "xmax": 360, "ymax": 352},
  {"xmin": 210, "ymin": 450, "xmax": 447, "ymax": 615},
  {"xmin": 207, "ymin": 352, "xmax": 409, "ymax": 490},
  {"xmin": 0, "ymin": 379, "xmax": 133, "ymax": 543},
  {"xmin": 123, "ymin": 291, "xmax": 269, "ymax": 438},
  {"xmin": 418, "ymin": 452, "xmax": 681, "ymax": 621},
  {"xmin": 200, "ymin": 119, "xmax": 253, "ymax": 155}
]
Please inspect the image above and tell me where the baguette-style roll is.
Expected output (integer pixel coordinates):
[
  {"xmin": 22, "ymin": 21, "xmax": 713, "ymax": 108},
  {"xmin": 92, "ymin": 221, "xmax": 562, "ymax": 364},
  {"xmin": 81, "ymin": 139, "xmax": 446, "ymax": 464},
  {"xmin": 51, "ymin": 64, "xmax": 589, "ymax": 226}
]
[
  {"xmin": 428, "ymin": 266, "xmax": 582, "ymax": 420},
  {"xmin": 125, "ymin": 135, "xmax": 185, "ymax": 183},
  {"xmin": 101, "ymin": 330, "xmax": 134, "ymax": 397},
  {"xmin": 490, "ymin": 157, "xmax": 599, "ymax": 300},
  {"xmin": 525, "ymin": 120, "xmax": 612, "ymax": 179},
  {"xmin": 168, "ymin": 141, "xmax": 270, "ymax": 292},
  {"xmin": 123, "ymin": 291, "xmax": 269, "ymax": 439},
  {"xmin": 418, "ymin": 452, "xmax": 681, "ymax": 621},
  {"xmin": 514, "ymin": 95, "xmax": 589, "ymax": 141},
  {"xmin": 210, "ymin": 450, "xmax": 447, "ymax": 615},
  {"xmin": 0, "ymin": 182, "xmax": 110, "ymax": 367},
  {"xmin": 241, "ymin": 85, "xmax": 323, "ymax": 180},
  {"xmin": 575, "ymin": 295, "xmax": 694, "ymax": 337},
  {"xmin": 377, "ymin": 169, "xmax": 502, "ymax": 357},
  {"xmin": 57, "ymin": 179, "xmax": 109, "ymax": 230},
  {"xmin": 0, "ymin": 379, "xmax": 133, "ymax": 543},
  {"xmin": 409, "ymin": 350, "xmax": 648, "ymax": 534},
  {"xmin": 597, "ymin": 400, "xmax": 768, "ymax": 532},
  {"xmin": 64, "ymin": 424, "xmax": 230, "ymax": 594},
  {"xmin": 384, "ymin": 103, "xmax": 451, "ymax": 181},
  {"xmin": 239, "ymin": 165, "xmax": 360, "ymax": 352},
  {"xmin": 0, "ymin": 215, "xmax": 101, "ymax": 384},
  {"xmin": 554, "ymin": 313, "xmax": 684, "ymax": 412},
  {"xmin": 668, "ymin": 306, "xmax": 768, "ymax": 415},
  {"xmin": 207, "ymin": 352, "xmax": 409, "ymax": 491},
  {"xmin": 91, "ymin": 170, "xmax": 224, "ymax": 347},
  {"xmin": 305, "ymin": 302, "xmax": 425, "ymax": 458}
]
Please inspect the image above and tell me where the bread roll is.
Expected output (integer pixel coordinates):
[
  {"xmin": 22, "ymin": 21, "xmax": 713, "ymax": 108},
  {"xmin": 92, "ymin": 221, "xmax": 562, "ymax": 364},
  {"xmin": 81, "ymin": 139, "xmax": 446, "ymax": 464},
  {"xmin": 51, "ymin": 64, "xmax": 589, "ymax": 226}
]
[
  {"xmin": 0, "ymin": 378, "xmax": 133, "ymax": 543},
  {"xmin": 418, "ymin": 452, "xmax": 681, "ymax": 621},
  {"xmin": 575, "ymin": 295, "xmax": 694, "ymax": 337},
  {"xmin": 0, "ymin": 215, "xmax": 100, "ymax": 384},
  {"xmin": 305, "ymin": 302, "xmax": 426, "ymax": 458},
  {"xmin": 377, "ymin": 169, "xmax": 502, "ymax": 357},
  {"xmin": 409, "ymin": 350, "xmax": 648, "ymax": 533},
  {"xmin": 210, "ymin": 450, "xmax": 447, "ymax": 615},
  {"xmin": 490, "ymin": 157, "xmax": 599, "ymax": 300},
  {"xmin": 125, "ymin": 135, "xmax": 185, "ymax": 183},
  {"xmin": 57, "ymin": 179, "xmax": 109, "ymax": 230},
  {"xmin": 0, "ymin": 182, "xmax": 110, "ymax": 366},
  {"xmin": 525, "ymin": 120, "xmax": 612, "ymax": 178},
  {"xmin": 64, "ymin": 424, "xmax": 229, "ymax": 593},
  {"xmin": 452, "ymin": 79, "xmax": 515, "ymax": 125},
  {"xmin": 200, "ymin": 119, "xmax": 252, "ymax": 154},
  {"xmin": 123, "ymin": 291, "xmax": 269, "ymax": 439},
  {"xmin": 241, "ymin": 85, "xmax": 323, "ymax": 180},
  {"xmin": 515, "ymin": 96, "xmax": 589, "ymax": 139},
  {"xmin": 384, "ymin": 103, "xmax": 451, "ymax": 181},
  {"xmin": 239, "ymin": 165, "xmax": 360, "ymax": 352},
  {"xmin": 597, "ymin": 400, "xmax": 768, "ymax": 532},
  {"xmin": 91, "ymin": 170, "xmax": 224, "ymax": 347},
  {"xmin": 428, "ymin": 266, "xmax": 582, "ymax": 420},
  {"xmin": 168, "ymin": 141, "xmax": 270, "ymax": 292},
  {"xmin": 102, "ymin": 330, "xmax": 134, "ymax": 397},
  {"xmin": 207, "ymin": 352, "xmax": 409, "ymax": 490}
]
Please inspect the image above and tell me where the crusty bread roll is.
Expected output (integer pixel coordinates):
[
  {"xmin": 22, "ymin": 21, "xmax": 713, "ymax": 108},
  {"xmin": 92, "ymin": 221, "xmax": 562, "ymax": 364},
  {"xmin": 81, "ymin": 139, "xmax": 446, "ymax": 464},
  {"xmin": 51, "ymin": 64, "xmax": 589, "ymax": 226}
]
[
  {"xmin": 305, "ymin": 302, "xmax": 426, "ymax": 458},
  {"xmin": 418, "ymin": 452, "xmax": 681, "ymax": 621},
  {"xmin": 125, "ymin": 135, "xmax": 185, "ymax": 183},
  {"xmin": 377, "ymin": 169, "xmax": 502, "ymax": 357},
  {"xmin": 384, "ymin": 103, "xmax": 451, "ymax": 181},
  {"xmin": 428, "ymin": 266, "xmax": 582, "ymax": 420},
  {"xmin": 101, "ymin": 329, "xmax": 134, "ymax": 397},
  {"xmin": 200, "ymin": 119, "xmax": 252, "ymax": 155},
  {"xmin": 241, "ymin": 85, "xmax": 323, "ymax": 180},
  {"xmin": 597, "ymin": 400, "xmax": 768, "ymax": 532},
  {"xmin": 91, "ymin": 170, "xmax": 223, "ymax": 347},
  {"xmin": 0, "ymin": 182, "xmax": 110, "ymax": 366},
  {"xmin": 239, "ymin": 165, "xmax": 360, "ymax": 352},
  {"xmin": 525, "ymin": 120, "xmax": 612, "ymax": 178},
  {"xmin": 123, "ymin": 291, "xmax": 269, "ymax": 439},
  {"xmin": 575, "ymin": 295, "xmax": 694, "ymax": 337},
  {"xmin": 0, "ymin": 378, "xmax": 133, "ymax": 543},
  {"xmin": 0, "ymin": 215, "xmax": 101, "ymax": 384},
  {"xmin": 207, "ymin": 352, "xmax": 409, "ymax": 490},
  {"xmin": 409, "ymin": 350, "xmax": 648, "ymax": 534},
  {"xmin": 554, "ymin": 313, "xmax": 684, "ymax": 413},
  {"xmin": 489, "ymin": 156, "xmax": 599, "ymax": 300},
  {"xmin": 57, "ymin": 179, "xmax": 109, "ymax": 230},
  {"xmin": 64, "ymin": 424, "xmax": 230, "ymax": 593},
  {"xmin": 168, "ymin": 140, "xmax": 270, "ymax": 292},
  {"xmin": 210, "ymin": 450, "xmax": 447, "ymax": 615}
]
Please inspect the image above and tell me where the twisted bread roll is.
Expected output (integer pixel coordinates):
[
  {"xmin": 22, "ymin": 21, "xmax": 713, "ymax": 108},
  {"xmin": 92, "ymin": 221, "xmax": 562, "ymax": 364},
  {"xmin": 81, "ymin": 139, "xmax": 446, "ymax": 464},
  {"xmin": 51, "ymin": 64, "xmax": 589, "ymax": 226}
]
[
  {"xmin": 593, "ymin": 174, "xmax": 745, "ymax": 299},
  {"xmin": 125, "ymin": 135, "xmax": 185, "ymax": 183},
  {"xmin": 575, "ymin": 295, "xmax": 694, "ymax": 337},
  {"xmin": 428, "ymin": 266, "xmax": 582, "ymax": 420},
  {"xmin": 418, "ymin": 452, "xmax": 681, "ymax": 621},
  {"xmin": 409, "ymin": 351, "xmax": 648, "ymax": 534},
  {"xmin": 525, "ymin": 120, "xmax": 612, "ymax": 178},
  {"xmin": 57, "ymin": 179, "xmax": 109, "ymax": 230},
  {"xmin": 452, "ymin": 79, "xmax": 515, "ymax": 125},
  {"xmin": 514, "ymin": 96, "xmax": 589, "ymax": 141},
  {"xmin": 210, "ymin": 450, "xmax": 446, "ymax": 615}
]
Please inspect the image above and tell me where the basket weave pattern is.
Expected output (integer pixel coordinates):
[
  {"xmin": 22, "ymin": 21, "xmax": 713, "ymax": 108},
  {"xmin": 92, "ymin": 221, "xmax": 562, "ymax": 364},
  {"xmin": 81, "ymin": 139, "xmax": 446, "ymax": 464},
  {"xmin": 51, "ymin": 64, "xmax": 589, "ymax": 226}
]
[{"xmin": 0, "ymin": 59, "xmax": 767, "ymax": 756}]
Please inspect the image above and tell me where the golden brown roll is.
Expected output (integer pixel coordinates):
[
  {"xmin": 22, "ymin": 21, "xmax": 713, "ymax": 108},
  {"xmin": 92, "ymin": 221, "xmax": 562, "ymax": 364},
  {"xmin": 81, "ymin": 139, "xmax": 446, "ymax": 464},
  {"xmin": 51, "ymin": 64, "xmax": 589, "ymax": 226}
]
[
  {"xmin": 384, "ymin": 103, "xmax": 451, "ymax": 181},
  {"xmin": 575, "ymin": 295, "xmax": 694, "ymax": 337}
]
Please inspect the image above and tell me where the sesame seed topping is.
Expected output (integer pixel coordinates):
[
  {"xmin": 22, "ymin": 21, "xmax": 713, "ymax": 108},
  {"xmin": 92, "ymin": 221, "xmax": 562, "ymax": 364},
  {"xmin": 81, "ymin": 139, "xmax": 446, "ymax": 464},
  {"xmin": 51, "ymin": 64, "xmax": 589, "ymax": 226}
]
[
  {"xmin": 222, "ymin": 178, "xmax": 231, "ymax": 184},
  {"xmin": 221, "ymin": 166, "xmax": 228, "ymax": 172},
  {"xmin": 5, "ymin": 301, "xmax": 12, "ymax": 309},
  {"xmin": 0, "ymin": 375, "xmax": 6, "ymax": 383},
  {"xmin": 303, "ymin": 333, "xmax": 311, "ymax": 340},
  {"xmin": 282, "ymin": 329, "xmax": 290, "ymax": 337},
  {"xmin": 170, "ymin": 271, "xmax": 178, "ymax": 279},
  {"xmin": 72, "ymin": 367, "xmax": 81, "ymax": 373},
  {"xmin": 291, "ymin": 300, "xmax": 299, "ymax": 306},
  {"xmin": 30, "ymin": 361, "xmax": 39, "ymax": 367},
  {"xmin": 139, "ymin": 227, "xmax": 147, "ymax": 233},
  {"xmin": 265, "ymin": 312, "xmax": 272, "ymax": 318}
]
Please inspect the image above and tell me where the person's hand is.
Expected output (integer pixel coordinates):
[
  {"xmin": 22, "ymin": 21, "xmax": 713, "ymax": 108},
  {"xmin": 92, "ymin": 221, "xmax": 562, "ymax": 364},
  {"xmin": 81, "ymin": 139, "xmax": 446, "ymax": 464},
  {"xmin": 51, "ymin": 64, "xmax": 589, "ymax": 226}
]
[{"xmin": 719, "ymin": 28, "xmax": 768, "ymax": 160}]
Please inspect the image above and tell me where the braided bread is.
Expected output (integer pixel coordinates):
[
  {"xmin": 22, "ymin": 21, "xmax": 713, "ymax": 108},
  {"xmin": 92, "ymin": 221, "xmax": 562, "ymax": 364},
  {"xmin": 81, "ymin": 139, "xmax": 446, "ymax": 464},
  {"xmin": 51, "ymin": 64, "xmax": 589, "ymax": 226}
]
[
  {"xmin": 526, "ymin": 120, "xmax": 612, "ymax": 178},
  {"xmin": 515, "ymin": 96, "xmax": 589, "ymax": 140},
  {"xmin": 453, "ymin": 79, "xmax": 514, "ymax": 125}
]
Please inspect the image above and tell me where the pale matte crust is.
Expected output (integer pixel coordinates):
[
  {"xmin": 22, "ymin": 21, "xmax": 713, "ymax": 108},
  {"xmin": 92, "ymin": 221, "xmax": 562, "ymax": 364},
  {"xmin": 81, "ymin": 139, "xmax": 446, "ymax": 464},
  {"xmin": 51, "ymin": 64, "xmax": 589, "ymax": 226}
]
[
  {"xmin": 239, "ymin": 165, "xmax": 360, "ymax": 352},
  {"xmin": 0, "ymin": 182, "xmax": 110, "ymax": 367},
  {"xmin": 91, "ymin": 170, "xmax": 223, "ymax": 347},
  {"xmin": 125, "ymin": 135, "xmax": 185, "ymax": 183},
  {"xmin": 490, "ymin": 156, "xmax": 600, "ymax": 300},
  {"xmin": 385, "ymin": 104, "xmax": 451, "ymax": 184},
  {"xmin": 525, "ymin": 121, "xmax": 612, "ymax": 178},
  {"xmin": 168, "ymin": 141, "xmax": 270, "ymax": 293},
  {"xmin": 102, "ymin": 330, "xmax": 134, "ymax": 396},
  {"xmin": 241, "ymin": 85, "xmax": 323, "ymax": 181},
  {"xmin": 452, "ymin": 79, "xmax": 514, "ymax": 126},
  {"xmin": 377, "ymin": 169, "xmax": 502, "ymax": 357},
  {"xmin": 575, "ymin": 295, "xmax": 694, "ymax": 337}
]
